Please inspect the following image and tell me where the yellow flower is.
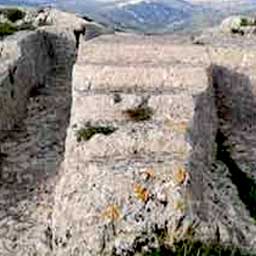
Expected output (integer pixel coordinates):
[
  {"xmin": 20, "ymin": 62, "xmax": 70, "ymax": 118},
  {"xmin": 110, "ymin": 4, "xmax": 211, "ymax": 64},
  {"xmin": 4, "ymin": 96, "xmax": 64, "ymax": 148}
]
[
  {"xmin": 102, "ymin": 204, "xmax": 120, "ymax": 221},
  {"xmin": 141, "ymin": 168, "xmax": 156, "ymax": 180},
  {"xmin": 173, "ymin": 166, "xmax": 188, "ymax": 185},
  {"xmin": 134, "ymin": 184, "xmax": 150, "ymax": 202}
]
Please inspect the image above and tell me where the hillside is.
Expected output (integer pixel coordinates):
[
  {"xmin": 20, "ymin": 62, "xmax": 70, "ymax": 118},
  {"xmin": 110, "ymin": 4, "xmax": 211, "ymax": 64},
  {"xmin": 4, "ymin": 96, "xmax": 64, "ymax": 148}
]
[
  {"xmin": 3, "ymin": 0, "xmax": 256, "ymax": 33},
  {"xmin": 57, "ymin": 0, "xmax": 256, "ymax": 34},
  {"xmin": 1, "ymin": 6, "xmax": 256, "ymax": 256}
]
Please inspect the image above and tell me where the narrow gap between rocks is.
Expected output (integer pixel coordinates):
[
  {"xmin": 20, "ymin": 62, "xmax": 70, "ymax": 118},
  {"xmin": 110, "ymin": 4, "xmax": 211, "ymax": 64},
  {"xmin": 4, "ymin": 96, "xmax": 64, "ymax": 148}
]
[
  {"xmin": 212, "ymin": 65, "xmax": 256, "ymax": 221},
  {"xmin": 215, "ymin": 129, "xmax": 256, "ymax": 220}
]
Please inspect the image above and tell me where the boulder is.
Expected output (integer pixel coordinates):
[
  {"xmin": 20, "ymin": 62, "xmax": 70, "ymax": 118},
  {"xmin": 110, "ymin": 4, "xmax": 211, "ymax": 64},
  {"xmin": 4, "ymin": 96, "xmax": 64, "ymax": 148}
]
[{"xmin": 220, "ymin": 15, "xmax": 256, "ymax": 35}]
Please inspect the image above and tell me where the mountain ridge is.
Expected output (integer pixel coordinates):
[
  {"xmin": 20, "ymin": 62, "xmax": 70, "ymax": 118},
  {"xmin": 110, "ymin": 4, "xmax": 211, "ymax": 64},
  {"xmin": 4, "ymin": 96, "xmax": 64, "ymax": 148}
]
[{"xmin": 3, "ymin": 0, "xmax": 256, "ymax": 33}]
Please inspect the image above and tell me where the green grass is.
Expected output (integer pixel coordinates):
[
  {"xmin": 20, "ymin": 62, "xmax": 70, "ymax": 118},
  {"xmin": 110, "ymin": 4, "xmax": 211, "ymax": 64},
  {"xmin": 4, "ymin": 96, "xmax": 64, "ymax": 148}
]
[
  {"xmin": 0, "ymin": 8, "xmax": 25, "ymax": 22},
  {"xmin": 146, "ymin": 240, "xmax": 253, "ymax": 256},
  {"xmin": 240, "ymin": 18, "xmax": 250, "ymax": 27},
  {"xmin": 76, "ymin": 125, "xmax": 117, "ymax": 142},
  {"xmin": 0, "ymin": 22, "xmax": 17, "ymax": 36},
  {"xmin": 123, "ymin": 106, "xmax": 153, "ymax": 122},
  {"xmin": 0, "ymin": 20, "xmax": 35, "ymax": 38}
]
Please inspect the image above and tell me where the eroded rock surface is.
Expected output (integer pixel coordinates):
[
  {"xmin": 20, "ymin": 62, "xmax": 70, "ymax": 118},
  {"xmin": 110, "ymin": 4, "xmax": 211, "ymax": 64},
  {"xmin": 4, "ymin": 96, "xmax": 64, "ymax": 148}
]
[
  {"xmin": 1, "ymin": 8, "xmax": 256, "ymax": 256},
  {"xmin": 0, "ymin": 8, "xmax": 85, "ymax": 256},
  {"xmin": 52, "ymin": 33, "xmax": 256, "ymax": 255}
]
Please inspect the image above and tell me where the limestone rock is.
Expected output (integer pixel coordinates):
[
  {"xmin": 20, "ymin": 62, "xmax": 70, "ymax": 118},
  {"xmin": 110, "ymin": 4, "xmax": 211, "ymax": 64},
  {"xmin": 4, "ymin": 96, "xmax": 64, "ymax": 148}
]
[
  {"xmin": 1, "ymin": 7, "xmax": 256, "ymax": 256},
  {"xmin": 52, "ymin": 33, "xmax": 256, "ymax": 255},
  {"xmin": 0, "ymin": 8, "xmax": 84, "ymax": 256}
]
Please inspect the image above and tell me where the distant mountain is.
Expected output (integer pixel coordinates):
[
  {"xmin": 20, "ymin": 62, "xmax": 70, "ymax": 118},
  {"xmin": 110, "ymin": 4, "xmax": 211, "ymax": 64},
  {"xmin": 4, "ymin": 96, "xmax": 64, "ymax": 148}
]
[
  {"xmin": 94, "ymin": 0, "xmax": 197, "ymax": 33},
  {"xmin": 2, "ymin": 0, "xmax": 256, "ymax": 34},
  {"xmin": 105, "ymin": 0, "xmax": 256, "ymax": 33},
  {"xmin": 0, "ymin": 0, "xmax": 56, "ymax": 7}
]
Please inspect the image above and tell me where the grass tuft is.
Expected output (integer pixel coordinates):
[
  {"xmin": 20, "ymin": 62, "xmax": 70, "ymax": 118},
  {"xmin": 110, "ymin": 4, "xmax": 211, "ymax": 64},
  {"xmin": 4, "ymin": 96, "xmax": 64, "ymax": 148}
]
[
  {"xmin": 123, "ymin": 106, "xmax": 153, "ymax": 122},
  {"xmin": 76, "ymin": 124, "xmax": 117, "ymax": 142},
  {"xmin": 146, "ymin": 239, "xmax": 253, "ymax": 256}
]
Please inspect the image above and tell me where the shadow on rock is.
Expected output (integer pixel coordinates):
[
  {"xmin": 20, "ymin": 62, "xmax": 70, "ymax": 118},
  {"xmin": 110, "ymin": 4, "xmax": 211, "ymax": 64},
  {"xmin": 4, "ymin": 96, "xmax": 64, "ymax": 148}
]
[
  {"xmin": 187, "ymin": 64, "xmax": 256, "ymax": 249},
  {"xmin": 0, "ymin": 31, "xmax": 76, "ymax": 254}
]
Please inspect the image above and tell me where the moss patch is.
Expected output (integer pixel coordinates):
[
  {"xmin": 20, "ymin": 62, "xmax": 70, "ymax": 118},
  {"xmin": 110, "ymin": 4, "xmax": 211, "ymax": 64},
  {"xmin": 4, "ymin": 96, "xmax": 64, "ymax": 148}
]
[
  {"xmin": 123, "ymin": 106, "xmax": 153, "ymax": 122},
  {"xmin": 146, "ymin": 240, "xmax": 253, "ymax": 256},
  {"xmin": 0, "ymin": 22, "xmax": 17, "ymax": 36},
  {"xmin": 76, "ymin": 125, "xmax": 117, "ymax": 142}
]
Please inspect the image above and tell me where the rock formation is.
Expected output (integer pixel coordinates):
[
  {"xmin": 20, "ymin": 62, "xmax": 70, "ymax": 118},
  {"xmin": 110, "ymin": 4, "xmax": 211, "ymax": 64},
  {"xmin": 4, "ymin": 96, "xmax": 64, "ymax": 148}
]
[
  {"xmin": 1, "ymin": 7, "xmax": 256, "ymax": 256},
  {"xmin": 0, "ymin": 8, "xmax": 84, "ymax": 255},
  {"xmin": 51, "ymin": 32, "xmax": 256, "ymax": 255},
  {"xmin": 220, "ymin": 15, "xmax": 256, "ymax": 35}
]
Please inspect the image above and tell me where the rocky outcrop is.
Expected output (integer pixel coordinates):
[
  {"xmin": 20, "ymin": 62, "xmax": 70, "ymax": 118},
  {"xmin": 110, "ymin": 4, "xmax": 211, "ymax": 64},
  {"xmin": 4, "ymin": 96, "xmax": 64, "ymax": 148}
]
[
  {"xmin": 192, "ymin": 14, "xmax": 256, "ymax": 46},
  {"xmin": 52, "ymin": 36, "xmax": 212, "ymax": 255},
  {"xmin": 1, "ymin": 8, "xmax": 256, "ymax": 256},
  {"xmin": 220, "ymin": 15, "xmax": 256, "ymax": 35},
  {"xmin": 0, "ymin": 8, "xmax": 85, "ymax": 256},
  {"xmin": 51, "ymin": 34, "xmax": 256, "ymax": 255}
]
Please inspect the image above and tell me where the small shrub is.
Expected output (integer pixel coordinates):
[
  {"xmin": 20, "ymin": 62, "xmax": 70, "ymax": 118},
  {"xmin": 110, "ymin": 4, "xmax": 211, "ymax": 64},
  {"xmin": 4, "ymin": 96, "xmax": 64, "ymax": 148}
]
[
  {"xmin": 123, "ymin": 106, "xmax": 153, "ymax": 122},
  {"xmin": 134, "ymin": 183, "xmax": 150, "ymax": 202},
  {"xmin": 239, "ymin": 17, "xmax": 256, "ymax": 27},
  {"xmin": 1, "ymin": 8, "xmax": 25, "ymax": 22},
  {"xmin": 231, "ymin": 28, "xmax": 244, "ymax": 36},
  {"xmin": 240, "ymin": 18, "xmax": 249, "ymax": 27},
  {"xmin": 0, "ymin": 22, "xmax": 17, "ymax": 36},
  {"xmin": 76, "ymin": 124, "xmax": 117, "ymax": 142}
]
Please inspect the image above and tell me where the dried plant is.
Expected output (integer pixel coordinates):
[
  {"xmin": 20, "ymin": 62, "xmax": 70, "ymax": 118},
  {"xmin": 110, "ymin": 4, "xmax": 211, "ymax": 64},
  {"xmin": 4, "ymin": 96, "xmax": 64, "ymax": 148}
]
[{"xmin": 123, "ymin": 106, "xmax": 153, "ymax": 122}]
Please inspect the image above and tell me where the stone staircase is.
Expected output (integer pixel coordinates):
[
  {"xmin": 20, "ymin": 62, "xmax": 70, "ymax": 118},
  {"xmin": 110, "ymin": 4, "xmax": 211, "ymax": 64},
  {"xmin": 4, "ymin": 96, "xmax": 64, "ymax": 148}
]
[{"xmin": 52, "ymin": 35, "xmax": 223, "ymax": 256}]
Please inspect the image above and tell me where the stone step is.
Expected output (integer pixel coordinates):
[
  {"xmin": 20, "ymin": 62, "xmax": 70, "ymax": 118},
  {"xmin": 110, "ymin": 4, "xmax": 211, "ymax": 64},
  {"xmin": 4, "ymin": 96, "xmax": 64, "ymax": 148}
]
[
  {"xmin": 67, "ymin": 89, "xmax": 214, "ymax": 163},
  {"xmin": 73, "ymin": 64, "xmax": 208, "ymax": 93},
  {"xmin": 71, "ymin": 93, "xmax": 195, "ymax": 124},
  {"xmin": 78, "ymin": 35, "xmax": 209, "ymax": 66},
  {"xmin": 53, "ymin": 35, "xmax": 221, "ymax": 256},
  {"xmin": 67, "ymin": 122, "xmax": 191, "ymax": 162},
  {"xmin": 54, "ymin": 158, "xmax": 188, "ymax": 256}
]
